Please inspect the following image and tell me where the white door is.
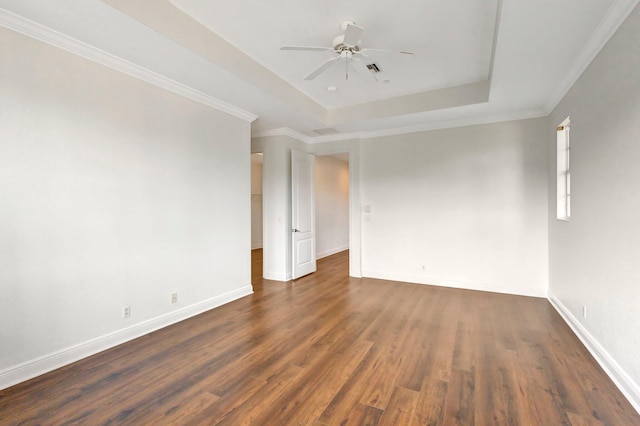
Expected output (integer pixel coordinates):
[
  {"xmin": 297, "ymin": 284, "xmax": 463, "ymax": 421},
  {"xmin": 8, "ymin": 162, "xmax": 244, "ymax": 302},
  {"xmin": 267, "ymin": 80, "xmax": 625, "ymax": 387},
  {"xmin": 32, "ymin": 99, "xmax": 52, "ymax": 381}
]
[{"xmin": 291, "ymin": 150, "xmax": 316, "ymax": 279}]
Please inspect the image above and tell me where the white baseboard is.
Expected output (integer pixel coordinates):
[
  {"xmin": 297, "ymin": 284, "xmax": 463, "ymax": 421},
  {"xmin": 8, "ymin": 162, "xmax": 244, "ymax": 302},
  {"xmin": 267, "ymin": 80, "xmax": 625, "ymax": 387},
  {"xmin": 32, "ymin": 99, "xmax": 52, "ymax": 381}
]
[
  {"xmin": 316, "ymin": 245, "xmax": 349, "ymax": 260},
  {"xmin": 361, "ymin": 269, "xmax": 547, "ymax": 298},
  {"xmin": 251, "ymin": 244, "xmax": 263, "ymax": 250},
  {"xmin": 0, "ymin": 285, "xmax": 253, "ymax": 391},
  {"xmin": 262, "ymin": 247, "xmax": 348, "ymax": 282},
  {"xmin": 263, "ymin": 271, "xmax": 290, "ymax": 282},
  {"xmin": 549, "ymin": 294, "xmax": 640, "ymax": 414}
]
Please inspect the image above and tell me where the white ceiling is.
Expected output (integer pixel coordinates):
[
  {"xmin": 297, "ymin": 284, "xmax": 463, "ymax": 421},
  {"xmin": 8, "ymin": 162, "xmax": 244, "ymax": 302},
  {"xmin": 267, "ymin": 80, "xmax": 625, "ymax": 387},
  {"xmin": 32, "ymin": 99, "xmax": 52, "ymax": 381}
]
[
  {"xmin": 169, "ymin": 0, "xmax": 498, "ymax": 109},
  {"xmin": 1, "ymin": 0, "xmax": 638, "ymax": 142}
]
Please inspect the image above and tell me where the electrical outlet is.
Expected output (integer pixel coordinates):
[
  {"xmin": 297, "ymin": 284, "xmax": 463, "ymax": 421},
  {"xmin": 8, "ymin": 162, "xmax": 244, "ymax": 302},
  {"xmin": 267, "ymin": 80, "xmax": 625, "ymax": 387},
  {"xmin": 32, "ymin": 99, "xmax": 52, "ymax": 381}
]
[
  {"xmin": 171, "ymin": 292, "xmax": 178, "ymax": 304},
  {"xmin": 582, "ymin": 305, "xmax": 587, "ymax": 318},
  {"xmin": 122, "ymin": 305, "xmax": 131, "ymax": 319}
]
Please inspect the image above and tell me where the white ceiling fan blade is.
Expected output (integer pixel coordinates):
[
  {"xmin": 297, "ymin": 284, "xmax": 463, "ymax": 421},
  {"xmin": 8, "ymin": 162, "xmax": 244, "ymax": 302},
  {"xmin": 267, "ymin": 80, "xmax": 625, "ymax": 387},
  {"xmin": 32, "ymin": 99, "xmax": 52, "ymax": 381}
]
[
  {"xmin": 281, "ymin": 46, "xmax": 335, "ymax": 52},
  {"xmin": 351, "ymin": 57, "xmax": 378, "ymax": 82},
  {"xmin": 343, "ymin": 23, "xmax": 364, "ymax": 47},
  {"xmin": 304, "ymin": 57, "xmax": 340, "ymax": 81},
  {"xmin": 359, "ymin": 48, "xmax": 390, "ymax": 53},
  {"xmin": 360, "ymin": 48, "xmax": 415, "ymax": 56}
]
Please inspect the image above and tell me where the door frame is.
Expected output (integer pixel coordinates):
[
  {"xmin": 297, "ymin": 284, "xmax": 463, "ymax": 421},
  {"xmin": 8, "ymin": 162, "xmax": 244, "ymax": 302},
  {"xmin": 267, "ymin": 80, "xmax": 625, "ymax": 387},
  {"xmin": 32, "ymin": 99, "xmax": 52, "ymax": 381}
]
[{"xmin": 253, "ymin": 137, "xmax": 361, "ymax": 282}]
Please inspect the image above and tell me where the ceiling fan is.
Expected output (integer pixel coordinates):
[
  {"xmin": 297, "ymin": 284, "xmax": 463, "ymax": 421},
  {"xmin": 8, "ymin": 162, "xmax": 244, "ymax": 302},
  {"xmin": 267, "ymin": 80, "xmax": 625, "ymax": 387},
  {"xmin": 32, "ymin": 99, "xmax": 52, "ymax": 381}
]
[{"xmin": 281, "ymin": 21, "xmax": 414, "ymax": 81}]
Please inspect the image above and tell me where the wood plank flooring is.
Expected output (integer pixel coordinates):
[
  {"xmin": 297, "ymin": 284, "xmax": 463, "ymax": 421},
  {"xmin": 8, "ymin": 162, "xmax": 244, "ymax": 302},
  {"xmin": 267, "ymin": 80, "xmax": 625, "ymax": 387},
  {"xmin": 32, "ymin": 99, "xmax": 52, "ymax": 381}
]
[{"xmin": 1, "ymin": 249, "xmax": 638, "ymax": 425}]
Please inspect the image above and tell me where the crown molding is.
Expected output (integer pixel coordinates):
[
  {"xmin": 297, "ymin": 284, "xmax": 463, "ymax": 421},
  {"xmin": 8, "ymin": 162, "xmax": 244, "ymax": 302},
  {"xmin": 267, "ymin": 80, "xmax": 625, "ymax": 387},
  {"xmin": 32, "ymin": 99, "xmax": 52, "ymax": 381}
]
[
  {"xmin": 0, "ymin": 8, "xmax": 258, "ymax": 123},
  {"xmin": 252, "ymin": 127, "xmax": 313, "ymax": 143},
  {"xmin": 360, "ymin": 108, "xmax": 549, "ymax": 141},
  {"xmin": 254, "ymin": 108, "xmax": 548, "ymax": 144},
  {"xmin": 318, "ymin": 108, "xmax": 548, "ymax": 143},
  {"xmin": 544, "ymin": 0, "xmax": 640, "ymax": 113}
]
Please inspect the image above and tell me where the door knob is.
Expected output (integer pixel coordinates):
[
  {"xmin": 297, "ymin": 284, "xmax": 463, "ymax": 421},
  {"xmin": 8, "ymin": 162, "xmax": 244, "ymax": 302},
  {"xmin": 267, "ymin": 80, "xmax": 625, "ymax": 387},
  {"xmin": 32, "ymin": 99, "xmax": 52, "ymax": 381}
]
[{"xmin": 292, "ymin": 228, "xmax": 300, "ymax": 233}]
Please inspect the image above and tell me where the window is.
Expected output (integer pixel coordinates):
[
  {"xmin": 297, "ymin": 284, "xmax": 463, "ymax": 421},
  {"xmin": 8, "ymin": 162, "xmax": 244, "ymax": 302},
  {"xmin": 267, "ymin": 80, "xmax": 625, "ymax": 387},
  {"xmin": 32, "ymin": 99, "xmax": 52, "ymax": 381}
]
[{"xmin": 557, "ymin": 117, "xmax": 570, "ymax": 220}]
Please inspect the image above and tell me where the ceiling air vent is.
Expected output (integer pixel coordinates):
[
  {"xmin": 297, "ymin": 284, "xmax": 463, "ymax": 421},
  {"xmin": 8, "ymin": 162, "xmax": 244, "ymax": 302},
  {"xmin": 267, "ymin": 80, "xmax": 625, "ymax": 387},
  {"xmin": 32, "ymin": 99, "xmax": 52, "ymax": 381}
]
[
  {"xmin": 313, "ymin": 128, "xmax": 339, "ymax": 136},
  {"xmin": 366, "ymin": 63, "xmax": 381, "ymax": 73}
]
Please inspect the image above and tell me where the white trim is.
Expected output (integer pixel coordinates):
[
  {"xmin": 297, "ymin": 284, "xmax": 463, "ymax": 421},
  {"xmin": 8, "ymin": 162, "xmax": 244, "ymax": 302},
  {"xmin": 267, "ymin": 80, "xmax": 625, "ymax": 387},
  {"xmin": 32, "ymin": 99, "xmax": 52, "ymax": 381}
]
[
  {"xmin": 548, "ymin": 294, "xmax": 640, "ymax": 415},
  {"xmin": 251, "ymin": 244, "xmax": 263, "ymax": 250},
  {"xmin": 252, "ymin": 0, "xmax": 638, "ymax": 145},
  {"xmin": 0, "ymin": 285, "xmax": 253, "ymax": 391},
  {"xmin": 362, "ymin": 270, "xmax": 547, "ymax": 298},
  {"xmin": 545, "ymin": 0, "xmax": 640, "ymax": 113},
  {"xmin": 0, "ymin": 8, "xmax": 258, "ymax": 123},
  {"xmin": 253, "ymin": 108, "xmax": 548, "ymax": 144},
  {"xmin": 252, "ymin": 127, "xmax": 313, "ymax": 143},
  {"xmin": 263, "ymin": 271, "xmax": 290, "ymax": 282},
  {"xmin": 335, "ymin": 108, "xmax": 548, "ymax": 143},
  {"xmin": 316, "ymin": 245, "xmax": 349, "ymax": 260},
  {"xmin": 4, "ymin": 0, "xmax": 634, "ymax": 140}
]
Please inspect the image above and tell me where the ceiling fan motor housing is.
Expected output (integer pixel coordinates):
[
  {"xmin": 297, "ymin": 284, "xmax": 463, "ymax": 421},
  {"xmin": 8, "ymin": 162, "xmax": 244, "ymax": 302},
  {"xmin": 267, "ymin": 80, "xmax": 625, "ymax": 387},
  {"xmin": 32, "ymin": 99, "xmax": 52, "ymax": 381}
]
[{"xmin": 333, "ymin": 35, "xmax": 361, "ymax": 51}]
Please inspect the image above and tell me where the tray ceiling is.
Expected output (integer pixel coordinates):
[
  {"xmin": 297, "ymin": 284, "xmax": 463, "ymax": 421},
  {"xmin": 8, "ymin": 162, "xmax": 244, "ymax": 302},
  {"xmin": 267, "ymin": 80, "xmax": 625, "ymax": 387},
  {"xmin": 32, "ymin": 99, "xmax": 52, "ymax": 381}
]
[{"xmin": 1, "ymin": 0, "xmax": 636, "ymax": 140}]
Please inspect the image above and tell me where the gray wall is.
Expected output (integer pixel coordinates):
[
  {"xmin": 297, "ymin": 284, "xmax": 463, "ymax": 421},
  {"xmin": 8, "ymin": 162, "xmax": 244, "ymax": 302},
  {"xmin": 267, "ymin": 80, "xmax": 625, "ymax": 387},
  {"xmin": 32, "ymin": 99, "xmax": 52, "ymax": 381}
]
[
  {"xmin": 315, "ymin": 155, "xmax": 349, "ymax": 259},
  {"xmin": 360, "ymin": 118, "xmax": 549, "ymax": 297},
  {"xmin": 0, "ymin": 28, "xmax": 252, "ymax": 386},
  {"xmin": 255, "ymin": 118, "xmax": 549, "ymax": 297},
  {"xmin": 548, "ymin": 3, "xmax": 640, "ymax": 407}
]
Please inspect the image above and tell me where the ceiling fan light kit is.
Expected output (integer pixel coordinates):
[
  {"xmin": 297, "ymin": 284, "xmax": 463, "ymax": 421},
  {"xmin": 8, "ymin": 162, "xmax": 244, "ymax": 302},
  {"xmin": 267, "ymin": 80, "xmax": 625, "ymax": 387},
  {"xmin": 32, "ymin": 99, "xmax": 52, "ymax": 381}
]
[{"xmin": 280, "ymin": 20, "xmax": 413, "ymax": 82}]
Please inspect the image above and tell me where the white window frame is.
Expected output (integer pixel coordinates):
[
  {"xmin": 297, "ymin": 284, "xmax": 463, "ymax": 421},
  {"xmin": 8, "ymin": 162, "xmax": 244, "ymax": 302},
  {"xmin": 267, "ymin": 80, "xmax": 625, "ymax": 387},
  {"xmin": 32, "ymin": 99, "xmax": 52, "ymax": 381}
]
[{"xmin": 557, "ymin": 117, "xmax": 571, "ymax": 221}]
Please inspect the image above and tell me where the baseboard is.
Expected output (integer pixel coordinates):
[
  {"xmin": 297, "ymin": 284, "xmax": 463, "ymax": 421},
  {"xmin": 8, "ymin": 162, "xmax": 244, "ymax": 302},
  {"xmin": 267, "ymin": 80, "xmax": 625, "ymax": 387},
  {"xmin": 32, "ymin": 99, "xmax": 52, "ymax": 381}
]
[
  {"xmin": 0, "ymin": 285, "xmax": 253, "ymax": 391},
  {"xmin": 549, "ymin": 294, "xmax": 640, "ymax": 414},
  {"xmin": 362, "ymin": 269, "xmax": 546, "ymax": 298},
  {"xmin": 263, "ymin": 248, "xmax": 348, "ymax": 281},
  {"xmin": 263, "ymin": 271, "xmax": 290, "ymax": 282},
  {"xmin": 316, "ymin": 245, "xmax": 349, "ymax": 260},
  {"xmin": 251, "ymin": 244, "xmax": 262, "ymax": 250}
]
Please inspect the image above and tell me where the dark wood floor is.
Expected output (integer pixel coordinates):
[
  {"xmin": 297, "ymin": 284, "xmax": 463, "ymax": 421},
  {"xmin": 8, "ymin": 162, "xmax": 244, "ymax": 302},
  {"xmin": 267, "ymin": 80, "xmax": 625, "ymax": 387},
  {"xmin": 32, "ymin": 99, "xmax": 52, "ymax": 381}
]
[{"xmin": 1, "ymin": 249, "xmax": 638, "ymax": 425}]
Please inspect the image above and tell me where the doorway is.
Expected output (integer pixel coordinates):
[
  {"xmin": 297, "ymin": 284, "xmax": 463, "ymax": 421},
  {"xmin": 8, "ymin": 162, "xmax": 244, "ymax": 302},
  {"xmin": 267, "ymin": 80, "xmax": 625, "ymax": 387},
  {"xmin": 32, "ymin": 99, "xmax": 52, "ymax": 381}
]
[
  {"xmin": 250, "ymin": 152, "xmax": 263, "ymax": 285},
  {"xmin": 314, "ymin": 153, "xmax": 350, "ymax": 262},
  {"xmin": 257, "ymin": 145, "xmax": 354, "ymax": 283}
]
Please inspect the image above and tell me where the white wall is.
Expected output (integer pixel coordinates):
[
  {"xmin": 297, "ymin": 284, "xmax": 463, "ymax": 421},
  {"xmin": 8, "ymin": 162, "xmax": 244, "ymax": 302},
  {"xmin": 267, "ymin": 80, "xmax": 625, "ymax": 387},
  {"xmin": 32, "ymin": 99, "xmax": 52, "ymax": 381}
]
[
  {"xmin": 360, "ymin": 118, "xmax": 549, "ymax": 297},
  {"xmin": 251, "ymin": 155, "xmax": 263, "ymax": 249},
  {"xmin": 255, "ymin": 121, "xmax": 547, "ymax": 296},
  {"xmin": 548, "ymin": 3, "xmax": 640, "ymax": 409},
  {"xmin": 311, "ymin": 140, "xmax": 362, "ymax": 278},
  {"xmin": 252, "ymin": 136, "xmax": 363, "ymax": 280},
  {"xmin": 0, "ymin": 28, "xmax": 252, "ymax": 388},
  {"xmin": 315, "ymin": 156, "xmax": 349, "ymax": 259}
]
